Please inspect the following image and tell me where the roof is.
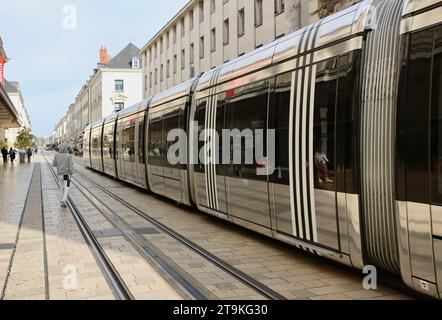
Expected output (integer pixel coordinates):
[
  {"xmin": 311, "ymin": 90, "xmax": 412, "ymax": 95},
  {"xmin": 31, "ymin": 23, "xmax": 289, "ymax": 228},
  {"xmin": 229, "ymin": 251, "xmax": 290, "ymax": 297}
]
[
  {"xmin": 3, "ymin": 80, "xmax": 20, "ymax": 94},
  {"xmin": 104, "ymin": 43, "xmax": 140, "ymax": 69}
]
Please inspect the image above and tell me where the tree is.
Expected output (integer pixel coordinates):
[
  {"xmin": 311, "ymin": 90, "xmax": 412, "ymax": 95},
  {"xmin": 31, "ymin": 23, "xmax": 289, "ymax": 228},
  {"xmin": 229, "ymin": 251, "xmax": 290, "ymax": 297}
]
[{"xmin": 15, "ymin": 129, "xmax": 35, "ymax": 149}]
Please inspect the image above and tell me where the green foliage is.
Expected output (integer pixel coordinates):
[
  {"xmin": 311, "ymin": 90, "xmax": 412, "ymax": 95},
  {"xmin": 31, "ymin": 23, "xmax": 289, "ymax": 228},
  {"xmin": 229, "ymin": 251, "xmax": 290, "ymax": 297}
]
[{"xmin": 15, "ymin": 129, "xmax": 35, "ymax": 149}]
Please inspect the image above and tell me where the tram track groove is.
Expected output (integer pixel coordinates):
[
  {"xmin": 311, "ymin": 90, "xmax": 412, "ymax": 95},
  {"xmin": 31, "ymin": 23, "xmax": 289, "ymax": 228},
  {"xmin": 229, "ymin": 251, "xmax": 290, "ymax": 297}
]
[
  {"xmin": 41, "ymin": 153, "xmax": 133, "ymax": 300},
  {"xmin": 61, "ymin": 154, "xmax": 287, "ymax": 300}
]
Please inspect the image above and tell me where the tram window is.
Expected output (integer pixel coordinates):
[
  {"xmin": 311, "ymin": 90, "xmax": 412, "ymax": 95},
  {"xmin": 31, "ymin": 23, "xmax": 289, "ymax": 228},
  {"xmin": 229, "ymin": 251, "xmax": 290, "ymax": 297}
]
[
  {"xmin": 148, "ymin": 119, "xmax": 163, "ymax": 167},
  {"xmin": 121, "ymin": 120, "xmax": 136, "ymax": 163},
  {"xmin": 335, "ymin": 52, "xmax": 360, "ymax": 195},
  {"xmin": 163, "ymin": 111, "xmax": 180, "ymax": 168},
  {"xmin": 269, "ymin": 72, "xmax": 292, "ymax": 185},
  {"xmin": 313, "ymin": 58, "xmax": 338, "ymax": 191},
  {"xmin": 138, "ymin": 117, "xmax": 145, "ymax": 164},
  {"xmin": 228, "ymin": 79, "xmax": 271, "ymax": 181},
  {"xmin": 103, "ymin": 124, "xmax": 114, "ymax": 159},
  {"xmin": 92, "ymin": 128, "xmax": 101, "ymax": 158},
  {"xmin": 194, "ymin": 99, "xmax": 207, "ymax": 173},
  {"xmin": 431, "ymin": 29, "xmax": 442, "ymax": 205},
  {"xmin": 216, "ymin": 93, "xmax": 226, "ymax": 176},
  {"xmin": 406, "ymin": 29, "xmax": 433, "ymax": 204}
]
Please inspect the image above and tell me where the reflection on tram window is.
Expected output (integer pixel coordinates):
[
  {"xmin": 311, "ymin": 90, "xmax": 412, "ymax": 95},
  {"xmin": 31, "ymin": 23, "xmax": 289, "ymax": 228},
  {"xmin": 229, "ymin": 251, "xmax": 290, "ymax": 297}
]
[
  {"xmin": 138, "ymin": 117, "xmax": 145, "ymax": 164},
  {"xmin": 122, "ymin": 120, "xmax": 136, "ymax": 162},
  {"xmin": 269, "ymin": 72, "xmax": 291, "ymax": 185},
  {"xmin": 103, "ymin": 124, "xmax": 114, "ymax": 159},
  {"xmin": 228, "ymin": 79, "xmax": 271, "ymax": 181},
  {"xmin": 194, "ymin": 99, "xmax": 206, "ymax": 173},
  {"xmin": 148, "ymin": 119, "xmax": 163, "ymax": 166},
  {"xmin": 313, "ymin": 58, "xmax": 338, "ymax": 190},
  {"xmin": 431, "ymin": 29, "xmax": 442, "ymax": 205}
]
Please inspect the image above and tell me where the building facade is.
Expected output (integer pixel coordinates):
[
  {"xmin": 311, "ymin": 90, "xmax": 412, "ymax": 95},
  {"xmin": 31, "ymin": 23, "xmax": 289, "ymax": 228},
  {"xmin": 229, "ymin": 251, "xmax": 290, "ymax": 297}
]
[
  {"xmin": 139, "ymin": 0, "xmax": 360, "ymax": 98},
  {"xmin": 54, "ymin": 44, "xmax": 143, "ymax": 149},
  {"xmin": 1, "ymin": 36, "xmax": 30, "ymax": 144},
  {"xmin": 3, "ymin": 80, "xmax": 31, "ymax": 147}
]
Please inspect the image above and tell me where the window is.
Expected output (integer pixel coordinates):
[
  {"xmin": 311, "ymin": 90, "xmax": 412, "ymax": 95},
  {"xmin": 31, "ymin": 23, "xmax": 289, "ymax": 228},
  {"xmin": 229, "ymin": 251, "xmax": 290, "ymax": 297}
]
[
  {"xmin": 313, "ymin": 58, "xmax": 338, "ymax": 191},
  {"xmin": 190, "ymin": 43, "xmax": 194, "ymax": 65},
  {"xmin": 190, "ymin": 10, "xmax": 194, "ymax": 30},
  {"xmin": 115, "ymin": 80, "xmax": 124, "ymax": 92},
  {"xmin": 228, "ymin": 79, "xmax": 271, "ymax": 181},
  {"xmin": 181, "ymin": 18, "xmax": 185, "ymax": 37},
  {"xmin": 160, "ymin": 37, "xmax": 163, "ymax": 54},
  {"xmin": 223, "ymin": 19, "xmax": 230, "ymax": 45},
  {"xmin": 114, "ymin": 102, "xmax": 124, "ymax": 112},
  {"xmin": 149, "ymin": 48, "xmax": 152, "ymax": 62},
  {"xmin": 238, "ymin": 8, "xmax": 245, "ymax": 36},
  {"xmin": 144, "ymin": 75, "xmax": 148, "ymax": 91},
  {"xmin": 148, "ymin": 119, "xmax": 163, "ymax": 166},
  {"xmin": 199, "ymin": 1, "xmax": 204, "ymax": 22},
  {"xmin": 211, "ymin": 28, "xmax": 216, "ymax": 52},
  {"xmin": 167, "ymin": 60, "xmax": 170, "ymax": 78},
  {"xmin": 210, "ymin": 0, "xmax": 215, "ymax": 13},
  {"xmin": 121, "ymin": 119, "xmax": 136, "ymax": 163},
  {"xmin": 269, "ymin": 72, "xmax": 292, "ymax": 184},
  {"xmin": 103, "ymin": 123, "xmax": 114, "ymax": 160},
  {"xmin": 255, "ymin": 0, "xmax": 263, "ymax": 27},
  {"xmin": 181, "ymin": 49, "xmax": 186, "ymax": 70},
  {"xmin": 174, "ymin": 54, "xmax": 178, "ymax": 74},
  {"xmin": 160, "ymin": 64, "xmax": 164, "ymax": 82},
  {"xmin": 173, "ymin": 25, "xmax": 177, "ymax": 44},
  {"xmin": 166, "ymin": 32, "xmax": 170, "ymax": 49},
  {"xmin": 132, "ymin": 57, "xmax": 140, "ymax": 69},
  {"xmin": 431, "ymin": 29, "xmax": 442, "ymax": 205},
  {"xmin": 200, "ymin": 36, "xmax": 205, "ymax": 58},
  {"xmin": 154, "ymin": 43, "xmax": 157, "ymax": 58},
  {"xmin": 149, "ymin": 72, "xmax": 152, "ymax": 87},
  {"xmin": 155, "ymin": 68, "xmax": 158, "ymax": 84},
  {"xmin": 138, "ymin": 117, "xmax": 145, "ymax": 164},
  {"xmin": 275, "ymin": 0, "xmax": 285, "ymax": 15}
]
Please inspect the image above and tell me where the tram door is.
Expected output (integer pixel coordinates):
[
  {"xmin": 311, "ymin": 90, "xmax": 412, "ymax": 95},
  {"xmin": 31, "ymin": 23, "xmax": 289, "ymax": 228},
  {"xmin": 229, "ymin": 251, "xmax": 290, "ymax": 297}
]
[
  {"xmin": 271, "ymin": 53, "xmax": 359, "ymax": 252},
  {"xmin": 225, "ymin": 79, "xmax": 273, "ymax": 229}
]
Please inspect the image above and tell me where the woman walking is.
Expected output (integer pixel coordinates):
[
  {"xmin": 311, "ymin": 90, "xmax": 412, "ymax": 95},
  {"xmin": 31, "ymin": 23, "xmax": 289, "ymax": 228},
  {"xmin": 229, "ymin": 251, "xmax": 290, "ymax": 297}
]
[{"xmin": 52, "ymin": 144, "xmax": 73, "ymax": 207}]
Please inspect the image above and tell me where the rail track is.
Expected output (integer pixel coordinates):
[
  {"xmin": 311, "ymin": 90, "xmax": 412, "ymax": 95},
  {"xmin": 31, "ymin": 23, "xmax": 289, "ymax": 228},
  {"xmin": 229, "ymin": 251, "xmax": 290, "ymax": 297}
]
[{"xmin": 44, "ymin": 151, "xmax": 286, "ymax": 300}]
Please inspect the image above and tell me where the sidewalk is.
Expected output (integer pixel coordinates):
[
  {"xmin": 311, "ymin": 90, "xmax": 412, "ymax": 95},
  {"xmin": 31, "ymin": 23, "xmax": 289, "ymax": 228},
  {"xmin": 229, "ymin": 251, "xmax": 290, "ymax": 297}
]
[{"xmin": 0, "ymin": 154, "xmax": 114, "ymax": 300}]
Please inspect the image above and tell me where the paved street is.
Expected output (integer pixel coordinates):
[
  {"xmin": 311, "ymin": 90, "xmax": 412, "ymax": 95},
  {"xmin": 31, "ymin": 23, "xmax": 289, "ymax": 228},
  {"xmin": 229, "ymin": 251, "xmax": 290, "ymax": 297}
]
[{"xmin": 0, "ymin": 153, "xmax": 415, "ymax": 300}]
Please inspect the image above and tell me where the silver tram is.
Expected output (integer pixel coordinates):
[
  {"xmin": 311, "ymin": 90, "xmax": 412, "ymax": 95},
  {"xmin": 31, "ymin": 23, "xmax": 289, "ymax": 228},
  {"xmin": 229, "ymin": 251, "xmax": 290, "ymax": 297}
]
[{"xmin": 83, "ymin": 0, "xmax": 442, "ymax": 298}]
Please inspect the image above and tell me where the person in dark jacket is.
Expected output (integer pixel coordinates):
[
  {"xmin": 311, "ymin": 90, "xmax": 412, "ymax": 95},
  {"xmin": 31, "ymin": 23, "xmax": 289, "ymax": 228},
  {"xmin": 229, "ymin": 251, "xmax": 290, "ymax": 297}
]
[
  {"xmin": 1, "ymin": 147, "xmax": 8, "ymax": 164},
  {"xmin": 9, "ymin": 148, "xmax": 16, "ymax": 163},
  {"xmin": 27, "ymin": 148, "xmax": 33, "ymax": 162}
]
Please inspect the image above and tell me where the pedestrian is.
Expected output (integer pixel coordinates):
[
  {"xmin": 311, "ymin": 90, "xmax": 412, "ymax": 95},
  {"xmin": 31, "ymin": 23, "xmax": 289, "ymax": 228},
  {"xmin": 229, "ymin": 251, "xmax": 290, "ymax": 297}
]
[
  {"xmin": 34, "ymin": 148, "xmax": 38, "ymax": 155},
  {"xmin": 51, "ymin": 144, "xmax": 73, "ymax": 208},
  {"xmin": 9, "ymin": 147, "xmax": 16, "ymax": 163},
  {"xmin": 27, "ymin": 148, "xmax": 33, "ymax": 162},
  {"xmin": 19, "ymin": 149, "xmax": 26, "ymax": 163},
  {"xmin": 1, "ymin": 146, "xmax": 8, "ymax": 164}
]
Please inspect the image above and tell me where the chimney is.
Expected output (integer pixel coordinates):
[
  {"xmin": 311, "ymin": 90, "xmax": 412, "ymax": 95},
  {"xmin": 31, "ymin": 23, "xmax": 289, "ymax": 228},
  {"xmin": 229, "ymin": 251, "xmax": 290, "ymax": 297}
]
[{"xmin": 99, "ymin": 46, "xmax": 112, "ymax": 65}]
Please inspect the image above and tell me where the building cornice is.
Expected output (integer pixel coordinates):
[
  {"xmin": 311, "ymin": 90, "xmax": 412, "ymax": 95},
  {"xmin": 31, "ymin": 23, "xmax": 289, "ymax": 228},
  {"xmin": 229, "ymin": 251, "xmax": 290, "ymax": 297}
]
[{"xmin": 138, "ymin": 0, "xmax": 195, "ymax": 55}]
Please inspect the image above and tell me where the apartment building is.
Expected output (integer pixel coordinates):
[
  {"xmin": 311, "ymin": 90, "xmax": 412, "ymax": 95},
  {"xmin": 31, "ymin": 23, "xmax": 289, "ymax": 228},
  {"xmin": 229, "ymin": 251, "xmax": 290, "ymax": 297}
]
[{"xmin": 139, "ymin": 0, "xmax": 360, "ymax": 98}]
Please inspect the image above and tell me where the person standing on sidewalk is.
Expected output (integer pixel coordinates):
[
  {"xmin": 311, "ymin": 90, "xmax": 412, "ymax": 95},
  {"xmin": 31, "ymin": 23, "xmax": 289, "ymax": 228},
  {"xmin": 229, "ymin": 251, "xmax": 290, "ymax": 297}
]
[
  {"xmin": 26, "ymin": 148, "xmax": 33, "ymax": 162},
  {"xmin": 9, "ymin": 147, "xmax": 16, "ymax": 163},
  {"xmin": 52, "ymin": 144, "xmax": 73, "ymax": 207},
  {"xmin": 1, "ymin": 146, "xmax": 8, "ymax": 164}
]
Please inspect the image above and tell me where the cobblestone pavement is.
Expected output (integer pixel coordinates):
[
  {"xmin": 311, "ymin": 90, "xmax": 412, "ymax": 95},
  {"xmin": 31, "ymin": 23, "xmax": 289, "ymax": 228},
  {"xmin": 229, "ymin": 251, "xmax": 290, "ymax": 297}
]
[
  {"xmin": 0, "ymin": 153, "xmax": 416, "ymax": 300},
  {"xmin": 69, "ymin": 156, "xmax": 415, "ymax": 300}
]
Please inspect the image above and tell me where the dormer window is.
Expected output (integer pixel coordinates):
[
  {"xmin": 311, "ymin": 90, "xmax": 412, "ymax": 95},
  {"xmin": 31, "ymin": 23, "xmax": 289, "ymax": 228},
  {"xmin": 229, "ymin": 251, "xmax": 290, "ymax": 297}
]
[{"xmin": 132, "ymin": 57, "xmax": 140, "ymax": 69}]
